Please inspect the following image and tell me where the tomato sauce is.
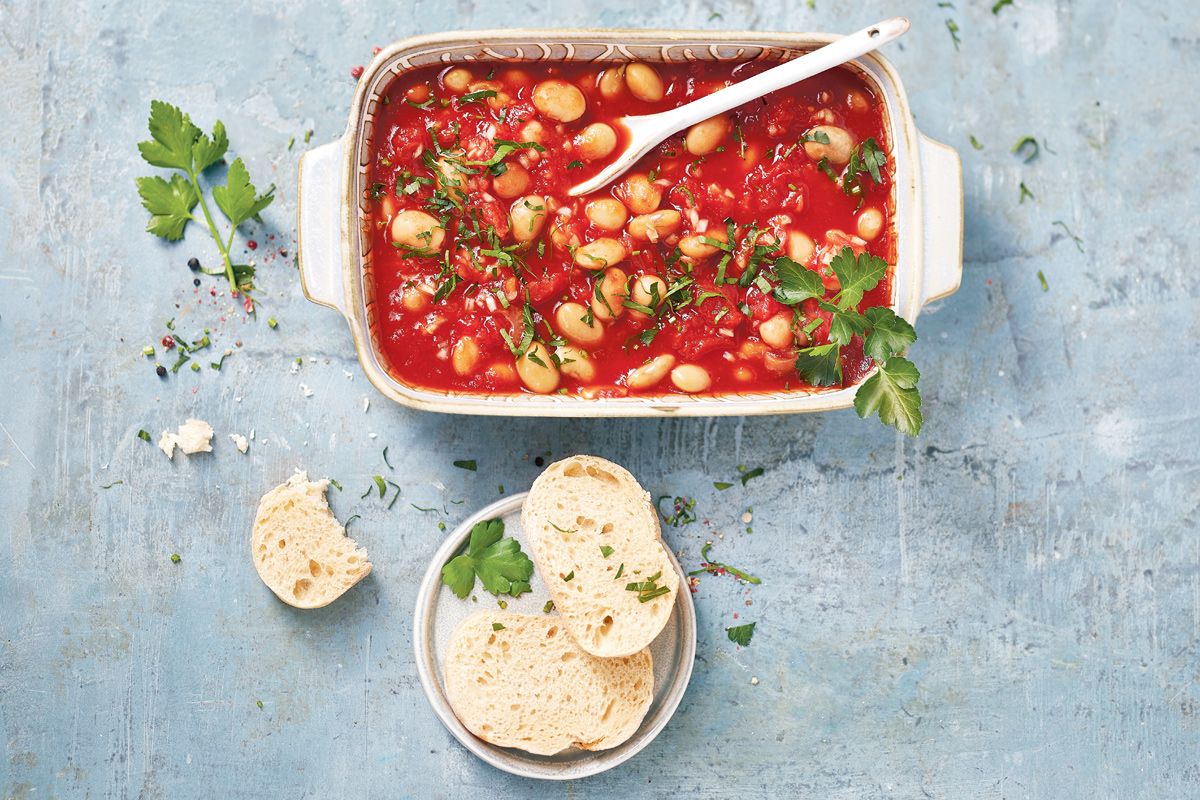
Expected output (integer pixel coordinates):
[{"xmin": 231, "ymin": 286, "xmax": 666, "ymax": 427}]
[{"xmin": 364, "ymin": 58, "xmax": 894, "ymax": 398}]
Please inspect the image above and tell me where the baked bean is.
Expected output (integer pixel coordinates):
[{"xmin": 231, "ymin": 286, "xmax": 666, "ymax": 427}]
[
  {"xmin": 557, "ymin": 345, "xmax": 596, "ymax": 382},
  {"xmin": 468, "ymin": 80, "xmax": 510, "ymax": 109},
  {"xmin": 520, "ymin": 120, "xmax": 548, "ymax": 144},
  {"xmin": 759, "ymin": 313, "xmax": 794, "ymax": 349},
  {"xmin": 598, "ymin": 67, "xmax": 625, "ymax": 99},
  {"xmin": 620, "ymin": 173, "xmax": 663, "ymax": 214},
  {"xmin": 585, "ymin": 198, "xmax": 628, "ymax": 231},
  {"xmin": 401, "ymin": 284, "xmax": 429, "ymax": 313},
  {"xmin": 857, "ymin": 207, "xmax": 883, "ymax": 241},
  {"xmin": 390, "ymin": 210, "xmax": 445, "ymax": 251},
  {"xmin": 628, "ymin": 209, "xmax": 682, "ymax": 242},
  {"xmin": 516, "ymin": 341, "xmax": 559, "ymax": 393},
  {"xmin": 591, "ymin": 267, "xmax": 628, "ymax": 321},
  {"xmin": 786, "ymin": 231, "xmax": 815, "ymax": 263},
  {"xmin": 555, "ymin": 301, "xmax": 604, "ymax": 346},
  {"xmin": 624, "ymin": 62, "xmax": 664, "ymax": 102},
  {"xmin": 432, "ymin": 157, "xmax": 464, "ymax": 193},
  {"xmin": 532, "ymin": 79, "xmax": 586, "ymax": 122},
  {"xmin": 685, "ymin": 114, "xmax": 731, "ymax": 156},
  {"xmin": 549, "ymin": 219, "xmax": 580, "ymax": 251},
  {"xmin": 630, "ymin": 274, "xmax": 667, "ymax": 311},
  {"xmin": 486, "ymin": 361, "xmax": 517, "ymax": 383},
  {"xmin": 803, "ymin": 125, "xmax": 856, "ymax": 166},
  {"xmin": 670, "ymin": 363, "xmax": 711, "ymax": 393},
  {"xmin": 679, "ymin": 227, "xmax": 728, "ymax": 258},
  {"xmin": 442, "ymin": 67, "xmax": 472, "ymax": 93},
  {"xmin": 574, "ymin": 238, "xmax": 626, "ymax": 269},
  {"xmin": 509, "ymin": 195, "xmax": 548, "ymax": 244},
  {"xmin": 577, "ymin": 123, "xmax": 617, "ymax": 161},
  {"xmin": 627, "ymin": 354, "xmax": 676, "ymax": 389},
  {"xmin": 452, "ymin": 336, "xmax": 480, "ymax": 376},
  {"xmin": 764, "ymin": 350, "xmax": 797, "ymax": 373},
  {"xmin": 492, "ymin": 163, "xmax": 532, "ymax": 199}
]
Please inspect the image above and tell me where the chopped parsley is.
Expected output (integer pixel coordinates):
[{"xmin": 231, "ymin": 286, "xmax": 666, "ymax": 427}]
[
  {"xmin": 1012, "ymin": 135, "xmax": 1039, "ymax": 163},
  {"xmin": 726, "ymin": 622, "xmax": 756, "ymax": 647},
  {"xmin": 739, "ymin": 466, "xmax": 764, "ymax": 486},
  {"xmin": 137, "ymin": 429, "xmax": 151, "ymax": 442},
  {"xmin": 453, "ymin": 459, "xmax": 477, "ymax": 471},
  {"xmin": 599, "ymin": 545, "xmax": 614, "ymax": 558},
  {"xmin": 625, "ymin": 571, "xmax": 671, "ymax": 603},
  {"xmin": 688, "ymin": 541, "xmax": 761, "ymax": 584},
  {"xmin": 491, "ymin": 622, "xmax": 506, "ymax": 631}
]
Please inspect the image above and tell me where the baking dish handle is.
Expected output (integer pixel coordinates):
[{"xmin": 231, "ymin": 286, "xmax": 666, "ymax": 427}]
[
  {"xmin": 297, "ymin": 139, "xmax": 349, "ymax": 315},
  {"xmin": 917, "ymin": 134, "xmax": 964, "ymax": 306}
]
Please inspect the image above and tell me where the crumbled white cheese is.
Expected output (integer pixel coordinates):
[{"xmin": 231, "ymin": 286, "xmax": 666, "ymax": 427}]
[
  {"xmin": 299, "ymin": 383, "xmax": 313, "ymax": 398},
  {"xmin": 750, "ymin": 676, "xmax": 759, "ymax": 686},
  {"xmin": 158, "ymin": 418, "xmax": 215, "ymax": 459},
  {"xmin": 229, "ymin": 433, "xmax": 249, "ymax": 454}
]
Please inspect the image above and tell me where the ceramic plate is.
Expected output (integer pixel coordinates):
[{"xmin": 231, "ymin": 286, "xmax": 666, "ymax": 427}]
[{"xmin": 413, "ymin": 492, "xmax": 697, "ymax": 780}]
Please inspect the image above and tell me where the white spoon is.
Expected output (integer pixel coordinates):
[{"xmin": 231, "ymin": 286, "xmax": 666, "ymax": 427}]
[{"xmin": 568, "ymin": 17, "xmax": 911, "ymax": 197}]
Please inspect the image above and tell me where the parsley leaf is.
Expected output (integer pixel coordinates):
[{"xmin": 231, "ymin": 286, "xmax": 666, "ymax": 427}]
[
  {"xmin": 829, "ymin": 248, "xmax": 887, "ymax": 308},
  {"xmin": 441, "ymin": 518, "xmax": 534, "ymax": 599},
  {"xmin": 212, "ymin": 158, "xmax": 275, "ymax": 228},
  {"xmin": 853, "ymin": 356, "xmax": 923, "ymax": 436},
  {"xmin": 135, "ymin": 174, "xmax": 198, "ymax": 240},
  {"xmin": 726, "ymin": 622, "xmax": 756, "ymax": 647},
  {"xmin": 772, "ymin": 257, "xmax": 825, "ymax": 305},
  {"xmin": 138, "ymin": 100, "xmax": 201, "ymax": 170},
  {"xmin": 795, "ymin": 342, "xmax": 842, "ymax": 387},
  {"xmin": 862, "ymin": 306, "xmax": 916, "ymax": 362}
]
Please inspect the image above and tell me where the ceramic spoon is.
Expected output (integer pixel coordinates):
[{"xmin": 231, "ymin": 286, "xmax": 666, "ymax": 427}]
[{"xmin": 567, "ymin": 17, "xmax": 911, "ymax": 197}]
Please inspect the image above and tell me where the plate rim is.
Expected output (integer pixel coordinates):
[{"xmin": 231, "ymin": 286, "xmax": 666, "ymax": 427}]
[{"xmin": 412, "ymin": 491, "xmax": 697, "ymax": 780}]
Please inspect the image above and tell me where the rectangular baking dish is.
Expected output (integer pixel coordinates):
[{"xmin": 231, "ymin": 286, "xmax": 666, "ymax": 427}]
[{"xmin": 297, "ymin": 28, "xmax": 963, "ymax": 417}]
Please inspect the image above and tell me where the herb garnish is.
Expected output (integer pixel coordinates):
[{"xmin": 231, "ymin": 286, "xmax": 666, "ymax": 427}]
[
  {"xmin": 992, "ymin": 0, "xmax": 1013, "ymax": 12},
  {"xmin": 625, "ymin": 571, "xmax": 671, "ymax": 603},
  {"xmin": 713, "ymin": 481, "xmax": 733, "ymax": 490},
  {"xmin": 1012, "ymin": 135, "xmax": 1039, "ymax": 163},
  {"xmin": 453, "ymin": 459, "xmax": 477, "ymax": 471},
  {"xmin": 441, "ymin": 518, "xmax": 534, "ymax": 599},
  {"xmin": 492, "ymin": 622, "xmax": 506, "ymax": 631},
  {"xmin": 1019, "ymin": 182, "xmax": 1035, "ymax": 204},
  {"xmin": 657, "ymin": 495, "xmax": 697, "ymax": 527},
  {"xmin": 1052, "ymin": 220, "xmax": 1084, "ymax": 252},
  {"xmin": 562, "ymin": 571, "xmax": 574, "ymax": 582},
  {"xmin": 136, "ymin": 101, "xmax": 274, "ymax": 307},
  {"xmin": 137, "ymin": 429, "xmax": 152, "ymax": 442},
  {"xmin": 688, "ymin": 541, "xmax": 761, "ymax": 584},
  {"xmin": 739, "ymin": 466, "xmax": 764, "ymax": 486},
  {"xmin": 543, "ymin": 600, "xmax": 555, "ymax": 613},
  {"xmin": 599, "ymin": 545, "xmax": 614, "ymax": 558},
  {"xmin": 726, "ymin": 622, "xmax": 756, "ymax": 647}
]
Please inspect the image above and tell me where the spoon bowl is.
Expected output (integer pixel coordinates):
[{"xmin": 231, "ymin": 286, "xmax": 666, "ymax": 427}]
[{"xmin": 568, "ymin": 17, "xmax": 910, "ymax": 196}]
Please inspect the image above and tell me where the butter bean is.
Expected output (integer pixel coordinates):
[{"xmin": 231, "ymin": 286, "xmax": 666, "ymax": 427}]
[
  {"xmin": 516, "ymin": 341, "xmax": 559, "ymax": 393},
  {"xmin": 620, "ymin": 173, "xmax": 662, "ymax": 214},
  {"xmin": 452, "ymin": 336, "xmax": 480, "ymax": 376},
  {"xmin": 585, "ymin": 198, "xmax": 628, "ymax": 231},
  {"xmin": 591, "ymin": 267, "xmax": 628, "ymax": 321},
  {"xmin": 802, "ymin": 125, "xmax": 856, "ymax": 166},
  {"xmin": 532, "ymin": 79, "xmax": 586, "ymax": 122},
  {"xmin": 624, "ymin": 62, "xmax": 664, "ymax": 102},
  {"xmin": 670, "ymin": 363, "xmax": 711, "ymax": 393},
  {"xmin": 685, "ymin": 114, "xmax": 731, "ymax": 156},
  {"xmin": 574, "ymin": 237, "xmax": 627, "ymax": 269},
  {"xmin": 390, "ymin": 210, "xmax": 444, "ymax": 251},
  {"xmin": 555, "ymin": 302, "xmax": 604, "ymax": 346},
  {"xmin": 577, "ymin": 123, "xmax": 618, "ymax": 161},
  {"xmin": 509, "ymin": 195, "xmax": 548, "ymax": 244},
  {"xmin": 627, "ymin": 354, "xmax": 676, "ymax": 389},
  {"xmin": 627, "ymin": 209, "xmax": 682, "ymax": 242}
]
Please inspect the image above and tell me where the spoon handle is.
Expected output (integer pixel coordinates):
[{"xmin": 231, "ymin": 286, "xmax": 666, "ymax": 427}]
[{"xmin": 645, "ymin": 17, "xmax": 909, "ymax": 134}]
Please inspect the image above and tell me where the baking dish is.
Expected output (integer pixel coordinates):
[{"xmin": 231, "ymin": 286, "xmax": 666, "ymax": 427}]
[{"xmin": 297, "ymin": 28, "xmax": 963, "ymax": 417}]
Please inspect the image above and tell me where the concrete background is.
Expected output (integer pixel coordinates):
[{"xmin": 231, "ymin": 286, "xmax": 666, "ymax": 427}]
[{"xmin": 2, "ymin": 0, "xmax": 1198, "ymax": 797}]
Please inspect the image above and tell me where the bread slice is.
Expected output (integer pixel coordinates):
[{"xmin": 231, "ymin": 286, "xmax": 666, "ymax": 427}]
[
  {"xmin": 251, "ymin": 472, "xmax": 371, "ymax": 608},
  {"xmin": 521, "ymin": 455, "xmax": 679, "ymax": 658},
  {"xmin": 444, "ymin": 611, "xmax": 653, "ymax": 755}
]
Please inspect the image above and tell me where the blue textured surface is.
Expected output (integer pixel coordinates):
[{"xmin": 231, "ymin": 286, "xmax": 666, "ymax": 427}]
[{"xmin": 2, "ymin": 1, "xmax": 1199, "ymax": 798}]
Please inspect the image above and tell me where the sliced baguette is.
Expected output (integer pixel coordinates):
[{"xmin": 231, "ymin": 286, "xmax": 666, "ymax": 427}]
[
  {"xmin": 251, "ymin": 472, "xmax": 371, "ymax": 609},
  {"xmin": 444, "ymin": 611, "xmax": 653, "ymax": 755},
  {"xmin": 521, "ymin": 455, "xmax": 679, "ymax": 658}
]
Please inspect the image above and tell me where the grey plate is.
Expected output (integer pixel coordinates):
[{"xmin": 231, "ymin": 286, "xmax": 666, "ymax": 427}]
[{"xmin": 413, "ymin": 492, "xmax": 697, "ymax": 780}]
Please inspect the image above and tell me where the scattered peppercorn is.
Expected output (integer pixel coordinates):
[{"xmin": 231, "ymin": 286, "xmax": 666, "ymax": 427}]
[
  {"xmin": 247, "ymin": 240, "xmax": 257, "ymax": 250},
  {"xmin": 193, "ymin": 278, "xmax": 201, "ymax": 287},
  {"xmin": 187, "ymin": 257, "xmax": 200, "ymax": 271},
  {"xmin": 534, "ymin": 456, "xmax": 545, "ymax": 466},
  {"xmin": 161, "ymin": 335, "xmax": 175, "ymax": 349},
  {"xmin": 351, "ymin": 65, "xmax": 365, "ymax": 79},
  {"xmin": 155, "ymin": 364, "xmax": 167, "ymax": 378}
]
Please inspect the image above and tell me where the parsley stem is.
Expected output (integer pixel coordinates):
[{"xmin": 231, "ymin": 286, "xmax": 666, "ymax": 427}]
[{"xmin": 186, "ymin": 167, "xmax": 240, "ymax": 301}]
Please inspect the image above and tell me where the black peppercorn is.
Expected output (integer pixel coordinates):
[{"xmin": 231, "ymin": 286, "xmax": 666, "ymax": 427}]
[
  {"xmin": 187, "ymin": 257, "xmax": 200, "ymax": 271},
  {"xmin": 534, "ymin": 456, "xmax": 545, "ymax": 467},
  {"xmin": 193, "ymin": 278, "xmax": 201, "ymax": 286},
  {"xmin": 155, "ymin": 364, "xmax": 167, "ymax": 378}
]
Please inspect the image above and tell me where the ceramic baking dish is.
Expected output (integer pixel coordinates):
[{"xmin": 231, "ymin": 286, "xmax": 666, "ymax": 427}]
[{"xmin": 297, "ymin": 28, "xmax": 963, "ymax": 417}]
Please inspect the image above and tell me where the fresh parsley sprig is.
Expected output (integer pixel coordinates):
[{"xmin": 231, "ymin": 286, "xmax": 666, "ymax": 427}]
[
  {"xmin": 135, "ymin": 101, "xmax": 274, "ymax": 308},
  {"xmin": 773, "ymin": 247, "xmax": 923, "ymax": 436},
  {"xmin": 441, "ymin": 518, "xmax": 534, "ymax": 599}
]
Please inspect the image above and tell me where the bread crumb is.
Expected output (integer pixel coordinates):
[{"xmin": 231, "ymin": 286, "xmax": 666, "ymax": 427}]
[
  {"xmin": 158, "ymin": 418, "xmax": 214, "ymax": 459},
  {"xmin": 741, "ymin": 511, "xmax": 753, "ymax": 524},
  {"xmin": 229, "ymin": 433, "xmax": 249, "ymax": 454},
  {"xmin": 750, "ymin": 676, "xmax": 759, "ymax": 686}
]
